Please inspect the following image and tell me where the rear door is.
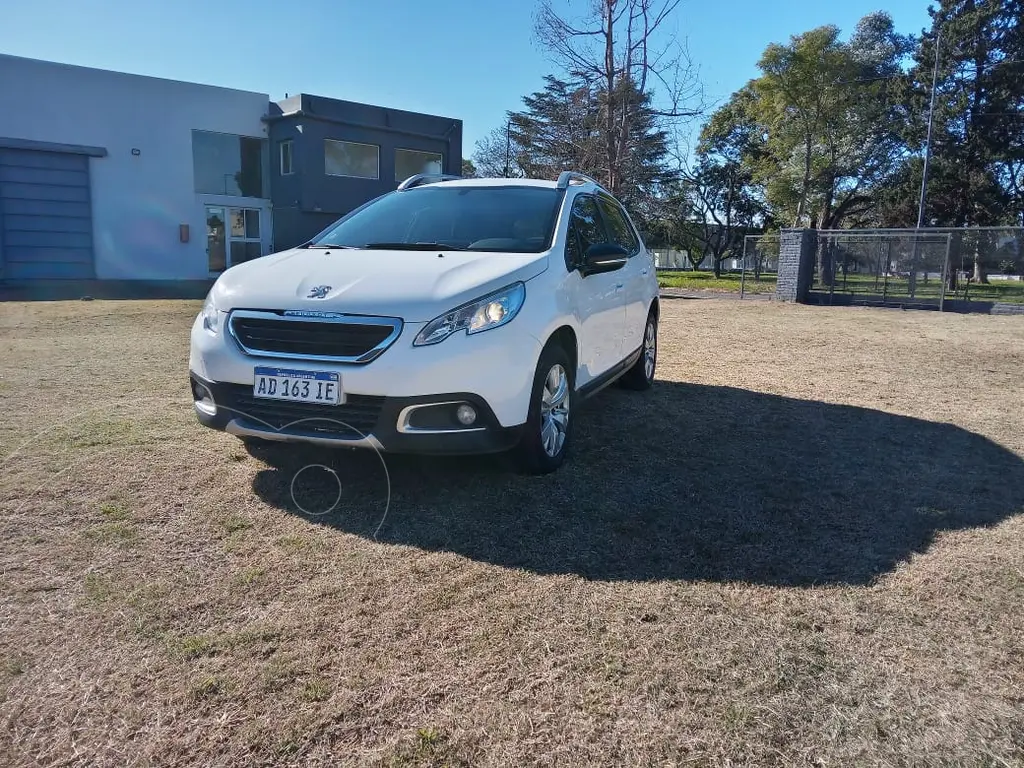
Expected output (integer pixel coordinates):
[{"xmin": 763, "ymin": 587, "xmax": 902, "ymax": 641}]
[
  {"xmin": 596, "ymin": 194, "xmax": 649, "ymax": 356},
  {"xmin": 564, "ymin": 194, "xmax": 624, "ymax": 384}
]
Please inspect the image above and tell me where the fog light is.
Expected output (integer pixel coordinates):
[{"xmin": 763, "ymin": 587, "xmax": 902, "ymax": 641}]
[
  {"xmin": 192, "ymin": 380, "xmax": 217, "ymax": 416},
  {"xmin": 456, "ymin": 404, "xmax": 477, "ymax": 426}
]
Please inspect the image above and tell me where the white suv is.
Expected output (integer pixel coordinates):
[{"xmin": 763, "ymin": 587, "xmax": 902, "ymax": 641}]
[{"xmin": 189, "ymin": 172, "xmax": 659, "ymax": 473}]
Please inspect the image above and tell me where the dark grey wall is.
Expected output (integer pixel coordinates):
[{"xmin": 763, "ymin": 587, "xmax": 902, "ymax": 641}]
[
  {"xmin": 775, "ymin": 229, "xmax": 816, "ymax": 302},
  {"xmin": 267, "ymin": 94, "xmax": 462, "ymax": 250}
]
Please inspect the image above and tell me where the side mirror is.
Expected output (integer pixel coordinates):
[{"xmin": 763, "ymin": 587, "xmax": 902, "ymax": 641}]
[{"xmin": 581, "ymin": 243, "xmax": 629, "ymax": 276}]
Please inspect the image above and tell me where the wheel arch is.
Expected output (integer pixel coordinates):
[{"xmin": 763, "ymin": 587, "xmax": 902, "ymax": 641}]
[{"xmin": 545, "ymin": 325, "xmax": 578, "ymax": 381}]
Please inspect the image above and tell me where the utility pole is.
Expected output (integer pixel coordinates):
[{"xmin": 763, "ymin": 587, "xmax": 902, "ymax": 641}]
[
  {"xmin": 917, "ymin": 30, "xmax": 941, "ymax": 230},
  {"xmin": 911, "ymin": 30, "xmax": 942, "ymax": 299}
]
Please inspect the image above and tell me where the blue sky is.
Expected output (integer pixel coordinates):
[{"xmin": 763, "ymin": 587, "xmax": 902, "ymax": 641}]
[{"xmin": 0, "ymin": 0, "xmax": 932, "ymax": 157}]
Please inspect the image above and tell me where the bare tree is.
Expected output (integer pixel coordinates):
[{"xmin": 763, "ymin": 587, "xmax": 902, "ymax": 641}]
[
  {"xmin": 472, "ymin": 125, "xmax": 525, "ymax": 179},
  {"xmin": 534, "ymin": 0, "xmax": 702, "ymax": 197}
]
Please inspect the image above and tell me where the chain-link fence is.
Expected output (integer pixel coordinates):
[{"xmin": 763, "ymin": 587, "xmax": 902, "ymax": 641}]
[
  {"xmin": 813, "ymin": 230, "xmax": 952, "ymax": 308},
  {"xmin": 810, "ymin": 228, "xmax": 1024, "ymax": 308},
  {"xmin": 661, "ymin": 227, "xmax": 1024, "ymax": 306},
  {"xmin": 943, "ymin": 227, "xmax": 1024, "ymax": 303},
  {"xmin": 739, "ymin": 235, "xmax": 780, "ymax": 297}
]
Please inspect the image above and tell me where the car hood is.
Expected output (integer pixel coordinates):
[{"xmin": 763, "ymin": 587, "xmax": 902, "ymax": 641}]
[{"xmin": 211, "ymin": 247, "xmax": 550, "ymax": 322}]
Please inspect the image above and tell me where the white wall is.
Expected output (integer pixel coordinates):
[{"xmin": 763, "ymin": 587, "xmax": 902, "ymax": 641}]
[{"xmin": 0, "ymin": 54, "xmax": 271, "ymax": 280}]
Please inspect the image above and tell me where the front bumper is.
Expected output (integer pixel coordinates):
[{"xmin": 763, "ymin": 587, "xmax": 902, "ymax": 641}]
[
  {"xmin": 190, "ymin": 373, "xmax": 524, "ymax": 455},
  {"xmin": 190, "ymin": 311, "xmax": 541, "ymax": 428}
]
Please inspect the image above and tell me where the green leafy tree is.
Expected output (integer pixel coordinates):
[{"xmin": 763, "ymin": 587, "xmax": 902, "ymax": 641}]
[
  {"xmin": 904, "ymin": 0, "xmax": 1024, "ymax": 281},
  {"xmin": 703, "ymin": 13, "xmax": 912, "ymax": 231},
  {"xmin": 653, "ymin": 158, "xmax": 766, "ymax": 277}
]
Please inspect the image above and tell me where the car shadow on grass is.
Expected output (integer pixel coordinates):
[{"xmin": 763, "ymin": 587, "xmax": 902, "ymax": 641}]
[{"xmin": 247, "ymin": 382, "xmax": 1024, "ymax": 587}]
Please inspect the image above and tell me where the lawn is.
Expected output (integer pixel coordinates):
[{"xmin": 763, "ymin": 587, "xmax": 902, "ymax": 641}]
[
  {"xmin": 659, "ymin": 269, "xmax": 1024, "ymax": 304},
  {"xmin": 657, "ymin": 269, "xmax": 777, "ymax": 294},
  {"xmin": 2, "ymin": 299, "xmax": 1024, "ymax": 766},
  {"xmin": 814, "ymin": 272, "xmax": 1024, "ymax": 304}
]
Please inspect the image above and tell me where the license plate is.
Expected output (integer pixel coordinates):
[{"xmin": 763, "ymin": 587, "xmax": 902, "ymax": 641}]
[{"xmin": 253, "ymin": 366, "xmax": 342, "ymax": 405}]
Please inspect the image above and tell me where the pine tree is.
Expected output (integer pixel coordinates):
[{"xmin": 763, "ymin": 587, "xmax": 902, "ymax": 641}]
[
  {"xmin": 505, "ymin": 75, "xmax": 671, "ymax": 215},
  {"xmin": 910, "ymin": 0, "xmax": 1024, "ymax": 280}
]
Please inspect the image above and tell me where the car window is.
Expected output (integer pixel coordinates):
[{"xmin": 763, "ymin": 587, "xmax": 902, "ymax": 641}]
[
  {"xmin": 310, "ymin": 186, "xmax": 562, "ymax": 253},
  {"xmin": 565, "ymin": 195, "xmax": 607, "ymax": 270},
  {"xmin": 597, "ymin": 195, "xmax": 640, "ymax": 256}
]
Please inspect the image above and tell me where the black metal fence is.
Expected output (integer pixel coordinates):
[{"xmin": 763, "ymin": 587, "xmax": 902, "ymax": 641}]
[
  {"xmin": 740, "ymin": 235, "xmax": 780, "ymax": 297},
  {"xmin": 743, "ymin": 228, "xmax": 1024, "ymax": 308},
  {"xmin": 813, "ymin": 230, "xmax": 953, "ymax": 308}
]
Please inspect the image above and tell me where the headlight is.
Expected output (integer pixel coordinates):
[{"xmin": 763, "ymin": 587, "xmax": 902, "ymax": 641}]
[
  {"xmin": 414, "ymin": 282, "xmax": 526, "ymax": 346},
  {"xmin": 201, "ymin": 292, "xmax": 220, "ymax": 334}
]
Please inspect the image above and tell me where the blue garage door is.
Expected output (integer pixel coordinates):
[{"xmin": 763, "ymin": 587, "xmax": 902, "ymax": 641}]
[{"xmin": 0, "ymin": 148, "xmax": 94, "ymax": 279}]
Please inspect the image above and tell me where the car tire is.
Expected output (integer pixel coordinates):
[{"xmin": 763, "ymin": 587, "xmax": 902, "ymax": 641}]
[
  {"xmin": 514, "ymin": 343, "xmax": 575, "ymax": 475},
  {"xmin": 620, "ymin": 311, "xmax": 657, "ymax": 391}
]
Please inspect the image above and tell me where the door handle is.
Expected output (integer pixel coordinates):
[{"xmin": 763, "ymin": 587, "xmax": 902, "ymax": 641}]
[
  {"xmin": 641, "ymin": 268, "xmax": 649, "ymax": 275},
  {"xmin": 615, "ymin": 282, "xmax": 624, "ymax": 289}
]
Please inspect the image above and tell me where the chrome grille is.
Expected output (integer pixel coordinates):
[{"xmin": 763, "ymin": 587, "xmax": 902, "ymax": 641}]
[{"xmin": 228, "ymin": 310, "xmax": 402, "ymax": 363}]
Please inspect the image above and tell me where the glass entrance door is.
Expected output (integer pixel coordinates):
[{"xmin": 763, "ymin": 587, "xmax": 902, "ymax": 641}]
[
  {"xmin": 206, "ymin": 206, "xmax": 226, "ymax": 273},
  {"xmin": 207, "ymin": 205, "xmax": 263, "ymax": 274},
  {"xmin": 228, "ymin": 207, "xmax": 262, "ymax": 265}
]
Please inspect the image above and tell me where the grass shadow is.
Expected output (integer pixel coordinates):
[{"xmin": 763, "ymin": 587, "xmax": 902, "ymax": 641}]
[{"xmin": 248, "ymin": 382, "xmax": 1024, "ymax": 586}]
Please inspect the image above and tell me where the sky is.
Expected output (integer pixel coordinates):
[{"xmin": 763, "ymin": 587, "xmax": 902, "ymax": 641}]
[{"xmin": 0, "ymin": 0, "xmax": 933, "ymax": 158}]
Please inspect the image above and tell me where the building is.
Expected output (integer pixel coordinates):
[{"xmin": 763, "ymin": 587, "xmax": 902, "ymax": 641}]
[
  {"xmin": 0, "ymin": 55, "xmax": 462, "ymax": 296},
  {"xmin": 268, "ymin": 94, "xmax": 462, "ymax": 249}
]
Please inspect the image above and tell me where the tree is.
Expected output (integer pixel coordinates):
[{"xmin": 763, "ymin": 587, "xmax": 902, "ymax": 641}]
[
  {"xmin": 689, "ymin": 157, "xmax": 765, "ymax": 276},
  {"xmin": 653, "ymin": 158, "xmax": 765, "ymax": 276},
  {"xmin": 495, "ymin": 74, "xmax": 672, "ymax": 217},
  {"xmin": 703, "ymin": 13, "xmax": 911, "ymax": 231},
  {"xmin": 508, "ymin": 76, "xmax": 604, "ymax": 181},
  {"xmin": 906, "ymin": 0, "xmax": 1024, "ymax": 281},
  {"xmin": 461, "ymin": 158, "xmax": 477, "ymax": 178},
  {"xmin": 533, "ymin": 0, "xmax": 701, "ymax": 200},
  {"xmin": 472, "ymin": 124, "xmax": 525, "ymax": 178}
]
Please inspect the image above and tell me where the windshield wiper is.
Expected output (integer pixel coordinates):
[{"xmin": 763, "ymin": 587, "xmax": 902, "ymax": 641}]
[
  {"xmin": 362, "ymin": 242, "xmax": 467, "ymax": 251},
  {"xmin": 306, "ymin": 243, "xmax": 358, "ymax": 249}
]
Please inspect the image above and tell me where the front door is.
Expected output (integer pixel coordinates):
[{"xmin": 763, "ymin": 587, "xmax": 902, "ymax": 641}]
[
  {"xmin": 207, "ymin": 205, "xmax": 263, "ymax": 274},
  {"xmin": 596, "ymin": 194, "xmax": 649, "ymax": 353},
  {"xmin": 565, "ymin": 194, "xmax": 625, "ymax": 385}
]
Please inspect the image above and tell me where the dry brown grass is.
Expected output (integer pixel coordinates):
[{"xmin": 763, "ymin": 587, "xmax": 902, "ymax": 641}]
[{"xmin": 1, "ymin": 298, "xmax": 1023, "ymax": 767}]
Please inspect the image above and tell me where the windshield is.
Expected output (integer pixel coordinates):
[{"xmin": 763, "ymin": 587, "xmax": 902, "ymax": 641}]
[{"xmin": 310, "ymin": 185, "xmax": 562, "ymax": 253}]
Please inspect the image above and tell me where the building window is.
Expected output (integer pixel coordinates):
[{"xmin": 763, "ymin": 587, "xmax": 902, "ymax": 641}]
[
  {"xmin": 395, "ymin": 148, "xmax": 443, "ymax": 182},
  {"xmin": 279, "ymin": 140, "xmax": 293, "ymax": 175},
  {"xmin": 192, "ymin": 131, "xmax": 266, "ymax": 197},
  {"xmin": 324, "ymin": 139, "xmax": 379, "ymax": 179}
]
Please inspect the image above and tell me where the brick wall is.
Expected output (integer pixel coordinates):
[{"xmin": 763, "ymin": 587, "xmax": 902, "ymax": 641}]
[{"xmin": 775, "ymin": 229, "xmax": 816, "ymax": 302}]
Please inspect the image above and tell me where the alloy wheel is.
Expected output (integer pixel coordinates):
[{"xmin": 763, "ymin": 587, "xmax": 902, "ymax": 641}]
[
  {"xmin": 540, "ymin": 363, "xmax": 570, "ymax": 457},
  {"xmin": 644, "ymin": 320, "xmax": 657, "ymax": 380}
]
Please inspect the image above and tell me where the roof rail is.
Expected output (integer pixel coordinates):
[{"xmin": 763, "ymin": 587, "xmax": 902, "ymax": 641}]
[
  {"xmin": 397, "ymin": 173, "xmax": 462, "ymax": 191},
  {"xmin": 556, "ymin": 171, "xmax": 603, "ymax": 190}
]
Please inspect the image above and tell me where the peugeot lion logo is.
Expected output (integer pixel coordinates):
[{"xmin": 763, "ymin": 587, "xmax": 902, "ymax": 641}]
[{"xmin": 307, "ymin": 285, "xmax": 332, "ymax": 299}]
